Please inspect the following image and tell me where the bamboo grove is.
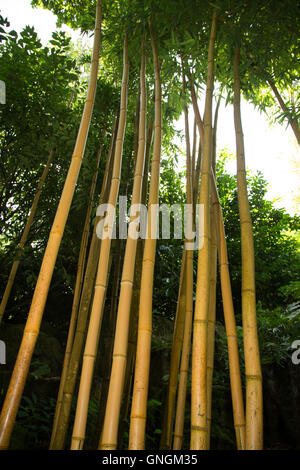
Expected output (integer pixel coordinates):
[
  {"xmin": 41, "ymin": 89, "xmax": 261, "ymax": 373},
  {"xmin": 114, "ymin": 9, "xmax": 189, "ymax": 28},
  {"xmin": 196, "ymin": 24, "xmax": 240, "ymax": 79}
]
[{"xmin": 0, "ymin": 0, "xmax": 299, "ymax": 451}]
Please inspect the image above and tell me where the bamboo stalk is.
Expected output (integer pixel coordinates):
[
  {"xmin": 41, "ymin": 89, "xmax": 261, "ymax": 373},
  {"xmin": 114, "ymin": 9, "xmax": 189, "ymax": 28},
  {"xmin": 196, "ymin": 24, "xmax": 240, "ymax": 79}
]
[
  {"xmin": 206, "ymin": 93, "xmax": 222, "ymax": 448},
  {"xmin": 206, "ymin": 203, "xmax": 217, "ymax": 449},
  {"xmin": 191, "ymin": 117, "xmax": 197, "ymax": 186},
  {"xmin": 49, "ymin": 132, "xmax": 106, "ymax": 448},
  {"xmin": 50, "ymin": 119, "xmax": 116, "ymax": 450},
  {"xmin": 0, "ymin": 0, "xmax": 102, "ymax": 450},
  {"xmin": 0, "ymin": 148, "xmax": 55, "ymax": 324},
  {"xmin": 189, "ymin": 74, "xmax": 204, "ymax": 145},
  {"xmin": 99, "ymin": 40, "xmax": 147, "ymax": 451},
  {"xmin": 233, "ymin": 46, "xmax": 263, "ymax": 450},
  {"xmin": 211, "ymin": 173, "xmax": 246, "ymax": 450},
  {"xmin": 193, "ymin": 139, "xmax": 202, "ymax": 221},
  {"xmin": 267, "ymin": 77, "xmax": 300, "ymax": 145},
  {"xmin": 96, "ymin": 120, "xmax": 136, "ymax": 447},
  {"xmin": 70, "ymin": 32, "xmax": 129, "ymax": 450},
  {"xmin": 117, "ymin": 119, "xmax": 154, "ymax": 449},
  {"xmin": 95, "ymin": 238, "xmax": 123, "ymax": 447},
  {"xmin": 190, "ymin": 9, "xmax": 217, "ymax": 450},
  {"xmin": 141, "ymin": 118, "xmax": 154, "ymax": 207},
  {"xmin": 128, "ymin": 20, "xmax": 162, "ymax": 450},
  {"xmin": 173, "ymin": 68, "xmax": 194, "ymax": 450},
  {"xmin": 159, "ymin": 251, "xmax": 186, "ymax": 450},
  {"xmin": 188, "ymin": 79, "xmax": 203, "ymax": 218}
]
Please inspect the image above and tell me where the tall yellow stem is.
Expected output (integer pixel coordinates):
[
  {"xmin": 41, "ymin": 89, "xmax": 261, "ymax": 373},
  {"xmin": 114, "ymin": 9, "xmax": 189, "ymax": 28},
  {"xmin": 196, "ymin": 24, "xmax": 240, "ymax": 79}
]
[
  {"xmin": 0, "ymin": 148, "xmax": 55, "ymax": 324},
  {"xmin": 0, "ymin": 0, "xmax": 102, "ymax": 450},
  {"xmin": 50, "ymin": 118, "xmax": 116, "ymax": 450},
  {"xmin": 159, "ymin": 251, "xmax": 186, "ymax": 449},
  {"xmin": 191, "ymin": 9, "xmax": 217, "ymax": 450},
  {"xmin": 233, "ymin": 46, "xmax": 263, "ymax": 450},
  {"xmin": 173, "ymin": 68, "xmax": 193, "ymax": 450},
  {"xmin": 70, "ymin": 32, "xmax": 129, "ymax": 450},
  {"xmin": 49, "ymin": 132, "xmax": 106, "ymax": 448},
  {"xmin": 128, "ymin": 20, "xmax": 162, "ymax": 450},
  {"xmin": 211, "ymin": 173, "xmax": 246, "ymax": 450},
  {"xmin": 99, "ymin": 41, "xmax": 147, "ymax": 450}
]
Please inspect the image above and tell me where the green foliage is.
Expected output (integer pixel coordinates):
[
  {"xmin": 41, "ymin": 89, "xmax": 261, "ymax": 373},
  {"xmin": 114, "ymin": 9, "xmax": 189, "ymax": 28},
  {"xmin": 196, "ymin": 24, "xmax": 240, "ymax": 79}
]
[
  {"xmin": 215, "ymin": 149, "xmax": 300, "ymax": 314},
  {"xmin": 12, "ymin": 393, "xmax": 57, "ymax": 449},
  {"xmin": 0, "ymin": 21, "xmax": 79, "ymax": 237},
  {"xmin": 257, "ymin": 302, "xmax": 300, "ymax": 367},
  {"xmin": 30, "ymin": 360, "xmax": 52, "ymax": 380}
]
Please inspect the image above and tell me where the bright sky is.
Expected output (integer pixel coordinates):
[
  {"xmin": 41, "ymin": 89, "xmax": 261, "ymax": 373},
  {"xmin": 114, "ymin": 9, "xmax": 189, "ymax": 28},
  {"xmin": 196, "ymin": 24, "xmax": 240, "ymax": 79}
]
[{"xmin": 1, "ymin": 0, "xmax": 299, "ymax": 215}]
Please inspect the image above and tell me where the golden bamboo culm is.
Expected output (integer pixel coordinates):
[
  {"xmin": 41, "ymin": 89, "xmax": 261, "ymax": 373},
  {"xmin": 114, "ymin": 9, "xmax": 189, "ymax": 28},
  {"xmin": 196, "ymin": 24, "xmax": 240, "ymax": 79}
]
[
  {"xmin": 99, "ymin": 39, "xmax": 147, "ymax": 450},
  {"xmin": 160, "ymin": 250, "xmax": 186, "ymax": 449},
  {"xmin": 233, "ymin": 46, "xmax": 263, "ymax": 450},
  {"xmin": 70, "ymin": 31, "xmax": 129, "ymax": 450},
  {"xmin": 211, "ymin": 173, "xmax": 246, "ymax": 450},
  {"xmin": 0, "ymin": 148, "xmax": 55, "ymax": 325},
  {"xmin": 117, "ymin": 119, "xmax": 154, "ymax": 449},
  {"xmin": 267, "ymin": 77, "xmax": 300, "ymax": 145},
  {"xmin": 0, "ymin": 0, "xmax": 102, "ymax": 450},
  {"xmin": 128, "ymin": 20, "xmax": 162, "ymax": 450},
  {"xmin": 173, "ymin": 67, "xmax": 194, "ymax": 451},
  {"xmin": 49, "ymin": 134, "xmax": 106, "ymax": 448},
  {"xmin": 206, "ymin": 95, "xmax": 221, "ymax": 448},
  {"xmin": 190, "ymin": 9, "xmax": 217, "ymax": 450},
  {"xmin": 50, "ymin": 118, "xmax": 117, "ymax": 450}
]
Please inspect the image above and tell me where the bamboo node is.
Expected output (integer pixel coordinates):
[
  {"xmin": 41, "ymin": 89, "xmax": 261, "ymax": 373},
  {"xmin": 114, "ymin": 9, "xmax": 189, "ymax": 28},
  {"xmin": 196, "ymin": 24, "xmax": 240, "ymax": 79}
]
[
  {"xmin": 246, "ymin": 374, "xmax": 262, "ymax": 381},
  {"xmin": 113, "ymin": 353, "xmax": 127, "ymax": 359},
  {"xmin": 95, "ymin": 284, "xmax": 106, "ymax": 290},
  {"xmin": 242, "ymin": 288, "xmax": 256, "ymax": 294},
  {"xmin": 138, "ymin": 326, "xmax": 152, "ymax": 334},
  {"xmin": 143, "ymin": 258, "xmax": 155, "ymax": 265},
  {"xmin": 191, "ymin": 425, "xmax": 207, "ymax": 431},
  {"xmin": 24, "ymin": 328, "xmax": 39, "ymax": 336},
  {"xmin": 50, "ymin": 229, "xmax": 63, "ymax": 236},
  {"xmin": 121, "ymin": 280, "xmax": 134, "ymax": 286},
  {"xmin": 83, "ymin": 353, "xmax": 96, "ymax": 359},
  {"xmin": 173, "ymin": 433, "xmax": 183, "ymax": 439}
]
